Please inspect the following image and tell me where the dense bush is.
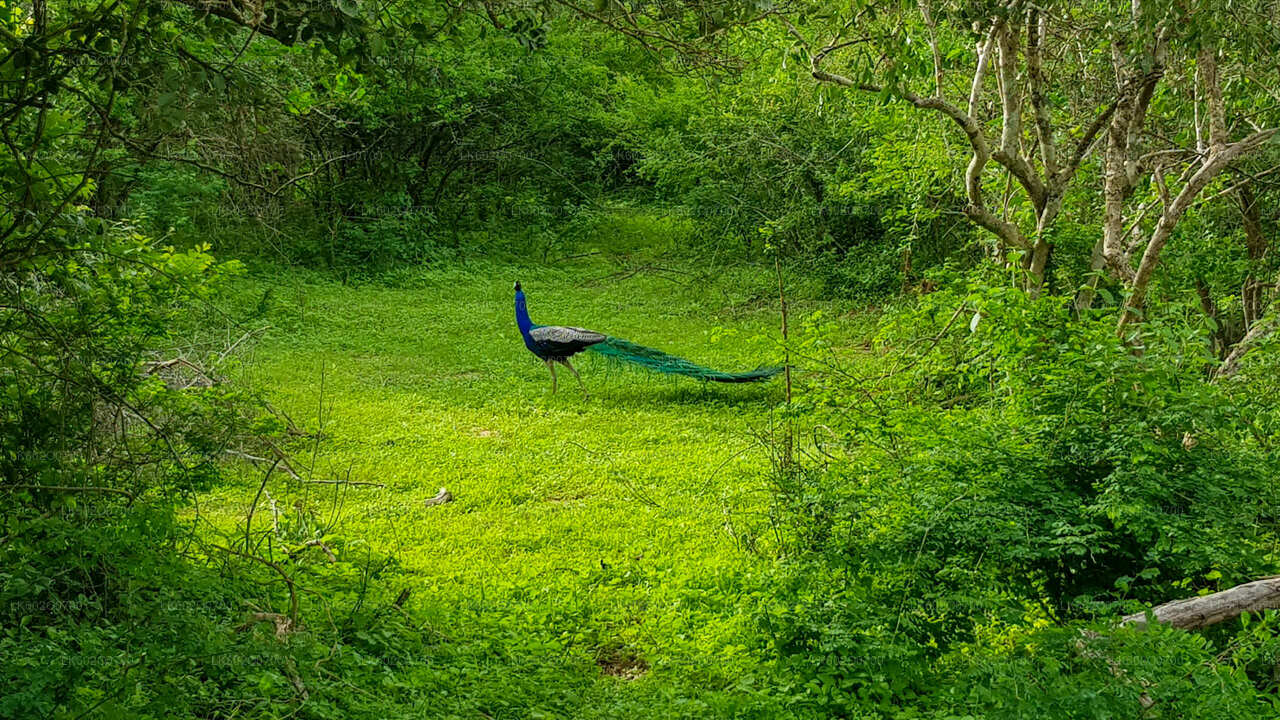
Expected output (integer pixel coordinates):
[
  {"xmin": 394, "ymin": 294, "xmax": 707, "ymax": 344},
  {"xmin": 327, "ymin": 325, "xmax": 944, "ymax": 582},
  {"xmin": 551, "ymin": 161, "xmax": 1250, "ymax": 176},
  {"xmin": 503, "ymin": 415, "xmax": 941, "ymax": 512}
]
[
  {"xmin": 763, "ymin": 273, "xmax": 1280, "ymax": 715},
  {"xmin": 0, "ymin": 215, "xmax": 420, "ymax": 716},
  {"xmin": 115, "ymin": 13, "xmax": 977, "ymax": 284},
  {"xmin": 1, "ymin": 228, "xmax": 241, "ymax": 494},
  {"xmin": 619, "ymin": 44, "xmax": 975, "ymax": 294}
]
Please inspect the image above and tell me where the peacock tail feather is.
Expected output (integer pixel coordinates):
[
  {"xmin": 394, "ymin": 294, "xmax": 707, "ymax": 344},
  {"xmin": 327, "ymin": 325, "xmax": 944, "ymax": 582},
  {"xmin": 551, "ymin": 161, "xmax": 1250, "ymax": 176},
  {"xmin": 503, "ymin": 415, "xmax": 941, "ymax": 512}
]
[{"xmin": 587, "ymin": 336, "xmax": 782, "ymax": 384}]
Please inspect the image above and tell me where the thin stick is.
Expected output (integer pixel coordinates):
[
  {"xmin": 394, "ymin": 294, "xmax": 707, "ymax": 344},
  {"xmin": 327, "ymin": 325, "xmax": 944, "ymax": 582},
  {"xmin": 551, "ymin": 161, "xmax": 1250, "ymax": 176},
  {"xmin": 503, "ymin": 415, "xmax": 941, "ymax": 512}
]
[
  {"xmin": 245, "ymin": 459, "xmax": 281, "ymax": 553},
  {"xmin": 775, "ymin": 255, "xmax": 793, "ymax": 405},
  {"xmin": 775, "ymin": 255, "xmax": 793, "ymax": 468}
]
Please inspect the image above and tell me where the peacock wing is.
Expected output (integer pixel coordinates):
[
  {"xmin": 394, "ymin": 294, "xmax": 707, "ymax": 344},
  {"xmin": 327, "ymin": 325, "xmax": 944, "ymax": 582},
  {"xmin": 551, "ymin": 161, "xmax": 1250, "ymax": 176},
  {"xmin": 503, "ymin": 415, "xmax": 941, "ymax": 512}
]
[{"xmin": 529, "ymin": 326, "xmax": 607, "ymax": 357}]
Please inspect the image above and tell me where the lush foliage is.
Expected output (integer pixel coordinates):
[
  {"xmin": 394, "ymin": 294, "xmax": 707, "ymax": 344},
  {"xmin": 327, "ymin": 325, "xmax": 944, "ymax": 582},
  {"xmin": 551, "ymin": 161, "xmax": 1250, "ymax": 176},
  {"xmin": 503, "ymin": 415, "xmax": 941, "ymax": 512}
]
[
  {"xmin": 765, "ymin": 273, "xmax": 1280, "ymax": 715},
  {"xmin": 6, "ymin": 0, "xmax": 1280, "ymax": 717}
]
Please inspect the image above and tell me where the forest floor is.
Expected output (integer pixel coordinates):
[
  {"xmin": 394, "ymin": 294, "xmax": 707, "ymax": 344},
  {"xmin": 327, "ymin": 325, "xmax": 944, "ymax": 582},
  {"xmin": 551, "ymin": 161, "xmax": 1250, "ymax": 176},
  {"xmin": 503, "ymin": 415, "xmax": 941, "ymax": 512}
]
[{"xmin": 198, "ymin": 250, "xmax": 869, "ymax": 717}]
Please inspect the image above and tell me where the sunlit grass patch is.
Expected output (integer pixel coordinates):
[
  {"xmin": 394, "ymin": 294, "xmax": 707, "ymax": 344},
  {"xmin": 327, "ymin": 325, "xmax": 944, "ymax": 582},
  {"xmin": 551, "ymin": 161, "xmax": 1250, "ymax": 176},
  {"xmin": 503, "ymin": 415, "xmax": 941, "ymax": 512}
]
[{"xmin": 200, "ymin": 252, "xmax": 868, "ymax": 716}]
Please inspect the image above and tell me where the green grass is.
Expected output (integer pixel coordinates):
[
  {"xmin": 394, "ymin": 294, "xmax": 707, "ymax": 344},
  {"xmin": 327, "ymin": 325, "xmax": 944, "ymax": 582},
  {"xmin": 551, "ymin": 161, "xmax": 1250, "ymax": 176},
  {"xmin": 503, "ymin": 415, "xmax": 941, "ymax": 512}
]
[{"xmin": 200, "ymin": 253, "xmax": 866, "ymax": 718}]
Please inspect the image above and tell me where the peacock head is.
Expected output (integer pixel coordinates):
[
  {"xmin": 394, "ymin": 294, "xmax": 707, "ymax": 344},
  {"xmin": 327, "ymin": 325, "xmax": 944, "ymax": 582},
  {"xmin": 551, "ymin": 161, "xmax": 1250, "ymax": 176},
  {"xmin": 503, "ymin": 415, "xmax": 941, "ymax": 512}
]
[{"xmin": 513, "ymin": 280, "xmax": 522, "ymax": 293}]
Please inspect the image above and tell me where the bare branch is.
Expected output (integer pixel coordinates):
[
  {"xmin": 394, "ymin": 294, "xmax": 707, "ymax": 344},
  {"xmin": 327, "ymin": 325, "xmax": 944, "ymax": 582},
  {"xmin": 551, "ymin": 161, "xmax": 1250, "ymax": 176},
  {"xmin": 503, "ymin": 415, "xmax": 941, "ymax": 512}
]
[
  {"xmin": 1152, "ymin": 161, "xmax": 1170, "ymax": 210},
  {"xmin": 291, "ymin": 539, "xmax": 337, "ymax": 562},
  {"xmin": 6, "ymin": 484, "xmax": 136, "ymax": 501},
  {"xmin": 211, "ymin": 543, "xmax": 299, "ymax": 623},
  {"xmin": 424, "ymin": 487, "xmax": 453, "ymax": 506},
  {"xmin": 1102, "ymin": 49, "xmax": 1167, "ymax": 282},
  {"xmin": 1060, "ymin": 100, "xmax": 1118, "ymax": 187},
  {"xmin": 1025, "ymin": 8, "xmax": 1058, "ymax": 181},
  {"xmin": 969, "ymin": 27, "xmax": 997, "ymax": 119},
  {"xmin": 815, "ymin": 75, "xmax": 1030, "ymax": 252},
  {"xmin": 167, "ymin": 0, "xmax": 286, "ymax": 43},
  {"xmin": 917, "ymin": 0, "xmax": 944, "ymax": 97},
  {"xmin": 1199, "ymin": 47, "xmax": 1227, "ymax": 150},
  {"xmin": 304, "ymin": 479, "xmax": 386, "ymax": 488},
  {"xmin": 992, "ymin": 19, "xmax": 1046, "ymax": 210},
  {"xmin": 1119, "ymin": 128, "xmax": 1279, "ymax": 332}
]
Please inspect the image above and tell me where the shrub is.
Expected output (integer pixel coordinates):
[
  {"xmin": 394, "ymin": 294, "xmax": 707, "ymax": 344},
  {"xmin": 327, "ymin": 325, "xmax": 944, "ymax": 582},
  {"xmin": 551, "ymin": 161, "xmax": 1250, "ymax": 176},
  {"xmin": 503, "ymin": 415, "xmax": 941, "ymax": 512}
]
[{"xmin": 763, "ymin": 271, "xmax": 1280, "ymax": 716}]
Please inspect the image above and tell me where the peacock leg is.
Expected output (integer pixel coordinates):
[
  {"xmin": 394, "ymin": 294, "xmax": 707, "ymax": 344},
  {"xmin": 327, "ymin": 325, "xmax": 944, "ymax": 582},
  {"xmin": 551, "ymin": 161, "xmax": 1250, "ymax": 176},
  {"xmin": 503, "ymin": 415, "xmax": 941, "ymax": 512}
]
[
  {"xmin": 546, "ymin": 360, "xmax": 558, "ymax": 393},
  {"xmin": 561, "ymin": 359, "xmax": 589, "ymax": 399}
]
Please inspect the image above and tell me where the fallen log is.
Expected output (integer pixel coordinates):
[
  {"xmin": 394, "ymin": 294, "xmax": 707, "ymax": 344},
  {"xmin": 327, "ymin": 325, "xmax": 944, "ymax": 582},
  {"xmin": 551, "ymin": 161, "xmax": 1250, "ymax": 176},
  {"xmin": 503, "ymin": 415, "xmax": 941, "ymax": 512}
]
[{"xmin": 1121, "ymin": 576, "xmax": 1280, "ymax": 630}]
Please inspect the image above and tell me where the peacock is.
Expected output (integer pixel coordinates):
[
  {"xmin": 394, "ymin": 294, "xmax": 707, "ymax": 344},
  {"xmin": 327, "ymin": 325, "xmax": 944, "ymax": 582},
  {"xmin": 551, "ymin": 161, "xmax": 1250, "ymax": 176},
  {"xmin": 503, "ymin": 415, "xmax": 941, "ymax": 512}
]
[{"xmin": 514, "ymin": 281, "xmax": 781, "ymax": 397}]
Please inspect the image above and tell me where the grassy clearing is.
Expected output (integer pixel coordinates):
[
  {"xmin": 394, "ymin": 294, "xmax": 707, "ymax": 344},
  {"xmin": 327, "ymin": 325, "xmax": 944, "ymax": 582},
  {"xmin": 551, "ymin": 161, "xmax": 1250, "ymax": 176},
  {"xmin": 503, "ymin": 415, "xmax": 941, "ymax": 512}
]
[{"xmin": 199, "ymin": 252, "xmax": 867, "ymax": 717}]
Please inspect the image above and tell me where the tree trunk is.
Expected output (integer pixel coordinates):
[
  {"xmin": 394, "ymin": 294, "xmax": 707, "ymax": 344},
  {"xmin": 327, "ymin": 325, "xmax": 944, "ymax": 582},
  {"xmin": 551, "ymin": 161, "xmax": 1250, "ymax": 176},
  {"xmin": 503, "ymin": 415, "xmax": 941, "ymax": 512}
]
[
  {"xmin": 1215, "ymin": 310, "xmax": 1280, "ymax": 379},
  {"xmin": 1025, "ymin": 195, "xmax": 1063, "ymax": 291},
  {"xmin": 1116, "ymin": 128, "xmax": 1277, "ymax": 335}
]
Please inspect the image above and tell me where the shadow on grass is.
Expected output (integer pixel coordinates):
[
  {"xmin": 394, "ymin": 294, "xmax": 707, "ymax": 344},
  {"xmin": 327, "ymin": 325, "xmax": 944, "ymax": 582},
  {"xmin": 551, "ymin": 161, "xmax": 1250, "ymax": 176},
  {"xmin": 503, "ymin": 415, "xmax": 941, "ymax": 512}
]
[{"xmin": 568, "ymin": 380, "xmax": 783, "ymax": 411}]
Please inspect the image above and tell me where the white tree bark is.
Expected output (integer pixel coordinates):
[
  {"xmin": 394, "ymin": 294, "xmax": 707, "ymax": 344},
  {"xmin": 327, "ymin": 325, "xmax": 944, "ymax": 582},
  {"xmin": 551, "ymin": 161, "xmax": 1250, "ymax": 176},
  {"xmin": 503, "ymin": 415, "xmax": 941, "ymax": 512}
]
[
  {"xmin": 1122, "ymin": 577, "xmax": 1280, "ymax": 630},
  {"xmin": 805, "ymin": 10, "xmax": 1120, "ymax": 288},
  {"xmin": 1114, "ymin": 47, "xmax": 1277, "ymax": 334}
]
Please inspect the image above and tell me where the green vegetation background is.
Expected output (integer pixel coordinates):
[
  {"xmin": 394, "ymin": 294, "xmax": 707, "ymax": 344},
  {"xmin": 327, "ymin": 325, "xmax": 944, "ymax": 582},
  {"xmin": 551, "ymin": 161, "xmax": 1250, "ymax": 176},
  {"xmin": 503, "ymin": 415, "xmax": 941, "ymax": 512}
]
[{"xmin": 7, "ymin": 3, "xmax": 1280, "ymax": 719}]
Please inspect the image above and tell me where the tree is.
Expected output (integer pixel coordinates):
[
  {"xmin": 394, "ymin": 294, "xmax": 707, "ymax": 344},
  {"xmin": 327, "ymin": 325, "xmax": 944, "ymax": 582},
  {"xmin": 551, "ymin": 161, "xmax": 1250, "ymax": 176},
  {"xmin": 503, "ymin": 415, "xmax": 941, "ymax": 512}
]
[{"xmin": 538, "ymin": 0, "xmax": 1280, "ymax": 348}]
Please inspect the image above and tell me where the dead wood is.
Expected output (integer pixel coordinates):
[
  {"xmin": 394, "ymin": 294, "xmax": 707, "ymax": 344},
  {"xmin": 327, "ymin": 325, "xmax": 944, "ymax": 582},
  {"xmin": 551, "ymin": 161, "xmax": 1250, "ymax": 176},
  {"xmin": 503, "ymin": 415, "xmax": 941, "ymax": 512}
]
[
  {"xmin": 1122, "ymin": 576, "xmax": 1280, "ymax": 630},
  {"xmin": 1074, "ymin": 630, "xmax": 1155, "ymax": 709},
  {"xmin": 291, "ymin": 539, "xmax": 337, "ymax": 562},
  {"xmin": 142, "ymin": 357, "xmax": 215, "ymax": 389},
  {"xmin": 239, "ymin": 612, "xmax": 302, "ymax": 640},
  {"xmin": 424, "ymin": 487, "xmax": 453, "ymax": 506}
]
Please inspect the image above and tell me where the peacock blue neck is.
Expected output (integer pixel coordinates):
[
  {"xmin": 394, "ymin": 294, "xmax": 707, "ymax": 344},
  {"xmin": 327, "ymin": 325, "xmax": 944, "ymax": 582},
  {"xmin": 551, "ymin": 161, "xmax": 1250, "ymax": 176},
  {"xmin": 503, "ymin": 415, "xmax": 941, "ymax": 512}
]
[{"xmin": 515, "ymin": 290, "xmax": 534, "ymax": 336}]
